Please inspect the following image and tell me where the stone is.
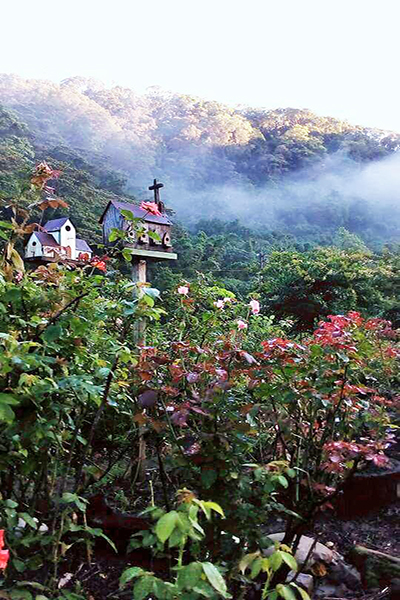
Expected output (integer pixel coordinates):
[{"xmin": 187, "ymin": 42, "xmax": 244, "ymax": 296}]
[
  {"xmin": 314, "ymin": 581, "xmax": 353, "ymax": 599},
  {"xmin": 349, "ymin": 545, "xmax": 400, "ymax": 589},
  {"xmin": 286, "ymin": 572, "xmax": 314, "ymax": 594},
  {"xmin": 327, "ymin": 558, "xmax": 361, "ymax": 590},
  {"xmin": 264, "ymin": 533, "xmax": 335, "ymax": 569}
]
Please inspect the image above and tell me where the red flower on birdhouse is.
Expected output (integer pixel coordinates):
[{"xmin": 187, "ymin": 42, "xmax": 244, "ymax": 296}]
[
  {"xmin": 90, "ymin": 257, "xmax": 107, "ymax": 272},
  {"xmin": 140, "ymin": 201, "xmax": 162, "ymax": 217},
  {"xmin": 0, "ymin": 530, "xmax": 9, "ymax": 570}
]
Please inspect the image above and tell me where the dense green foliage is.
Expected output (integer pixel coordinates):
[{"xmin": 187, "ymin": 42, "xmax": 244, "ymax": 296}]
[{"xmin": 0, "ymin": 167, "xmax": 398, "ymax": 599}]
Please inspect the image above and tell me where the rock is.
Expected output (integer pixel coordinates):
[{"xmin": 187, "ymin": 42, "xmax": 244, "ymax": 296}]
[
  {"xmin": 349, "ymin": 545, "xmax": 400, "ymax": 589},
  {"xmin": 264, "ymin": 533, "xmax": 335, "ymax": 568},
  {"xmin": 327, "ymin": 558, "xmax": 361, "ymax": 590},
  {"xmin": 286, "ymin": 572, "xmax": 314, "ymax": 594},
  {"xmin": 314, "ymin": 581, "xmax": 352, "ymax": 599}
]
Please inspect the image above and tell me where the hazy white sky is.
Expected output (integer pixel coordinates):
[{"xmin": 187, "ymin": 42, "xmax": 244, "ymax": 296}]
[{"xmin": 2, "ymin": 0, "xmax": 400, "ymax": 131}]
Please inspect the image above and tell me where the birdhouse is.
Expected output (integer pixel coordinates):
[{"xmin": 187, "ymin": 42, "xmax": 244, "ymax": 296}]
[
  {"xmin": 25, "ymin": 217, "xmax": 93, "ymax": 263},
  {"xmin": 99, "ymin": 180, "xmax": 177, "ymax": 262}
]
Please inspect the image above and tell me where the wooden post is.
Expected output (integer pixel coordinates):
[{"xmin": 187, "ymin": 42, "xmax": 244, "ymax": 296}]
[
  {"xmin": 132, "ymin": 259, "xmax": 147, "ymax": 345},
  {"xmin": 132, "ymin": 259, "xmax": 147, "ymax": 484}
]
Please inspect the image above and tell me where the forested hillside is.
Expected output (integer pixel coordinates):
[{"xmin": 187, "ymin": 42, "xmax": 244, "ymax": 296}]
[{"xmin": 1, "ymin": 73, "xmax": 400, "ymax": 241}]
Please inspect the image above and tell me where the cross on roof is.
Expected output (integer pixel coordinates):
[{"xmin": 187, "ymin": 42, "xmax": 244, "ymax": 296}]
[{"xmin": 149, "ymin": 179, "xmax": 164, "ymax": 206}]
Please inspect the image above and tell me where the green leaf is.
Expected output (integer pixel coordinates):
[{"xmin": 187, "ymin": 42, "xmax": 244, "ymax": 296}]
[
  {"xmin": 122, "ymin": 248, "xmax": 134, "ymax": 262},
  {"xmin": 193, "ymin": 581, "xmax": 218, "ymax": 597},
  {"xmin": 177, "ymin": 562, "xmax": 203, "ymax": 590},
  {"xmin": 155, "ymin": 511, "xmax": 178, "ymax": 543},
  {"xmin": 250, "ymin": 556, "xmax": 263, "ymax": 579},
  {"xmin": 201, "ymin": 562, "xmax": 231, "ymax": 598},
  {"xmin": 0, "ymin": 220, "xmax": 13, "ymax": 229},
  {"xmin": 13, "ymin": 559, "xmax": 26, "ymax": 573},
  {"xmin": 121, "ymin": 209, "xmax": 135, "ymax": 221},
  {"xmin": 268, "ymin": 551, "xmax": 283, "ymax": 572},
  {"xmin": 238, "ymin": 551, "xmax": 260, "ymax": 575},
  {"xmin": 120, "ymin": 567, "xmax": 145, "ymax": 587},
  {"xmin": 148, "ymin": 230, "xmax": 161, "ymax": 242},
  {"xmin": 108, "ymin": 229, "xmax": 120, "ymax": 242},
  {"xmin": 43, "ymin": 324, "xmax": 62, "ymax": 342},
  {"xmin": 152, "ymin": 579, "xmax": 178, "ymax": 599},
  {"xmin": 18, "ymin": 513, "xmax": 38, "ymax": 529},
  {"xmin": 133, "ymin": 575, "xmax": 155, "ymax": 600},
  {"xmin": 0, "ymin": 402, "xmax": 15, "ymax": 423},
  {"xmin": 144, "ymin": 287, "xmax": 160, "ymax": 299},
  {"xmin": 276, "ymin": 475, "xmax": 288, "ymax": 489},
  {"xmin": 5, "ymin": 499, "xmax": 18, "ymax": 508},
  {"xmin": 60, "ymin": 492, "xmax": 80, "ymax": 504},
  {"xmin": 200, "ymin": 469, "xmax": 217, "ymax": 489},
  {"xmin": 276, "ymin": 584, "xmax": 297, "ymax": 600},
  {"xmin": 0, "ymin": 393, "xmax": 20, "ymax": 405},
  {"xmin": 202, "ymin": 501, "xmax": 225, "ymax": 518},
  {"xmin": 10, "ymin": 591, "xmax": 33, "ymax": 600},
  {"xmin": 291, "ymin": 583, "xmax": 311, "ymax": 600},
  {"xmin": 280, "ymin": 551, "xmax": 297, "ymax": 571},
  {"xmin": 263, "ymin": 591, "xmax": 278, "ymax": 600}
]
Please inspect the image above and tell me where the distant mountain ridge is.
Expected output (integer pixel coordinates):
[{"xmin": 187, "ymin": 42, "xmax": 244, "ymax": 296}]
[{"xmin": 1, "ymin": 73, "xmax": 400, "ymax": 247}]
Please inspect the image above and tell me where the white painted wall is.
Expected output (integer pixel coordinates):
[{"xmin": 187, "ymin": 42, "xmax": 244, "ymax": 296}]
[
  {"xmin": 25, "ymin": 233, "xmax": 43, "ymax": 258},
  {"xmin": 59, "ymin": 220, "xmax": 76, "ymax": 259}
]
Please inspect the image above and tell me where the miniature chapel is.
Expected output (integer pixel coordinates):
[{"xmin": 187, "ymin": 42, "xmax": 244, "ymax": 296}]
[
  {"xmin": 25, "ymin": 217, "xmax": 93, "ymax": 262},
  {"xmin": 99, "ymin": 179, "xmax": 177, "ymax": 262}
]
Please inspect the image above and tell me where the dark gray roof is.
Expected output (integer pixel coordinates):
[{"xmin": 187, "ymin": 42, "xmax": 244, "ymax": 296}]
[
  {"xmin": 44, "ymin": 218, "xmax": 71, "ymax": 231},
  {"xmin": 99, "ymin": 200, "xmax": 172, "ymax": 226},
  {"xmin": 76, "ymin": 238, "xmax": 92, "ymax": 253},
  {"xmin": 34, "ymin": 232, "xmax": 60, "ymax": 247}
]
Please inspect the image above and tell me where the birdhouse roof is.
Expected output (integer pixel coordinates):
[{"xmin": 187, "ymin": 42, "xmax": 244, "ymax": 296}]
[
  {"xmin": 99, "ymin": 200, "xmax": 172, "ymax": 226},
  {"xmin": 44, "ymin": 217, "xmax": 72, "ymax": 231},
  {"xmin": 34, "ymin": 232, "xmax": 61, "ymax": 247},
  {"xmin": 76, "ymin": 238, "xmax": 92, "ymax": 253}
]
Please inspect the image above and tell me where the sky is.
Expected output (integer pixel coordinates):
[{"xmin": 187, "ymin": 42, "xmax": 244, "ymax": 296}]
[{"xmin": 1, "ymin": 0, "xmax": 400, "ymax": 131}]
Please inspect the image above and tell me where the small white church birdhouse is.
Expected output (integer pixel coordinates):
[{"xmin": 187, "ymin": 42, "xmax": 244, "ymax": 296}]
[
  {"xmin": 99, "ymin": 180, "xmax": 177, "ymax": 262},
  {"xmin": 25, "ymin": 217, "xmax": 93, "ymax": 263}
]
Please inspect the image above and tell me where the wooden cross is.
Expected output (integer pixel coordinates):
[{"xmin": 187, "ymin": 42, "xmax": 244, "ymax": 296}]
[{"xmin": 149, "ymin": 179, "xmax": 164, "ymax": 207}]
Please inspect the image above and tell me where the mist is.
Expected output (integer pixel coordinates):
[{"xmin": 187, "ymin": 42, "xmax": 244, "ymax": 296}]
[{"xmin": 1, "ymin": 73, "xmax": 400, "ymax": 245}]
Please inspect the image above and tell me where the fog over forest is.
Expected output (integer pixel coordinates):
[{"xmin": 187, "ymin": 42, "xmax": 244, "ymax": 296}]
[{"xmin": 1, "ymin": 73, "xmax": 400, "ymax": 246}]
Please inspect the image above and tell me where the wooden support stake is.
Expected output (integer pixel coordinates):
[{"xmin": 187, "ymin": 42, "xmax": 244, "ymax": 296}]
[
  {"xmin": 132, "ymin": 259, "xmax": 147, "ymax": 345},
  {"xmin": 132, "ymin": 259, "xmax": 147, "ymax": 483}
]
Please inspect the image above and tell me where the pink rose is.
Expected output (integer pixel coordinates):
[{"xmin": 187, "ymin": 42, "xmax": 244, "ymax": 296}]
[
  {"xmin": 237, "ymin": 319, "xmax": 248, "ymax": 331},
  {"xmin": 214, "ymin": 299, "xmax": 225, "ymax": 309},
  {"xmin": 249, "ymin": 299, "xmax": 260, "ymax": 315},
  {"xmin": 178, "ymin": 285, "xmax": 189, "ymax": 296}
]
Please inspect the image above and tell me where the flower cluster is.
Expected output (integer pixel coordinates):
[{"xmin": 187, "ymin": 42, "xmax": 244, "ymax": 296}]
[
  {"xmin": 213, "ymin": 297, "xmax": 233, "ymax": 309},
  {"xmin": 249, "ymin": 299, "xmax": 260, "ymax": 315},
  {"xmin": 178, "ymin": 285, "xmax": 189, "ymax": 296},
  {"xmin": 0, "ymin": 530, "xmax": 9, "ymax": 570},
  {"xmin": 140, "ymin": 201, "xmax": 162, "ymax": 216},
  {"xmin": 90, "ymin": 257, "xmax": 107, "ymax": 272}
]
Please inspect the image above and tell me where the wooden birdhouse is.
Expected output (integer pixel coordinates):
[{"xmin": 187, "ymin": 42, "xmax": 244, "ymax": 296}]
[
  {"xmin": 25, "ymin": 217, "xmax": 93, "ymax": 264},
  {"xmin": 99, "ymin": 180, "xmax": 177, "ymax": 263}
]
